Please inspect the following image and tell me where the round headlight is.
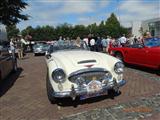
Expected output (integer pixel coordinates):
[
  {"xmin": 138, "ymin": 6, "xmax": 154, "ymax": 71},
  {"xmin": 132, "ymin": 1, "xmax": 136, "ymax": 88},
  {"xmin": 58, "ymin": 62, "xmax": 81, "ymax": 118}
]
[
  {"xmin": 52, "ymin": 68, "xmax": 66, "ymax": 83},
  {"xmin": 114, "ymin": 62, "xmax": 124, "ymax": 74}
]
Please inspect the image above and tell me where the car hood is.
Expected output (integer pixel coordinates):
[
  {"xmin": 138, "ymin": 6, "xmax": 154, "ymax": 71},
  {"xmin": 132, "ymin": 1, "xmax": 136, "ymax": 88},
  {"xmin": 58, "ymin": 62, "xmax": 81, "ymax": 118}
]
[{"xmin": 48, "ymin": 50, "xmax": 118, "ymax": 75}]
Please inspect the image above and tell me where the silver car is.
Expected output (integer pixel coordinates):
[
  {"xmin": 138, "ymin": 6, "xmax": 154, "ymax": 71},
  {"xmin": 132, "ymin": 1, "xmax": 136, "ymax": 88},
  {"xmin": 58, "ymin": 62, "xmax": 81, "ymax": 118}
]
[{"xmin": 33, "ymin": 43, "xmax": 49, "ymax": 56}]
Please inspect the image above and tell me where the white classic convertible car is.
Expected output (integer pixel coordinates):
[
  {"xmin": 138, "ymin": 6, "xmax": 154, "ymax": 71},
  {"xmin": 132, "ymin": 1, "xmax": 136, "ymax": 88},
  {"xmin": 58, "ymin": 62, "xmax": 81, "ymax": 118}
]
[{"xmin": 46, "ymin": 41, "xmax": 126, "ymax": 104}]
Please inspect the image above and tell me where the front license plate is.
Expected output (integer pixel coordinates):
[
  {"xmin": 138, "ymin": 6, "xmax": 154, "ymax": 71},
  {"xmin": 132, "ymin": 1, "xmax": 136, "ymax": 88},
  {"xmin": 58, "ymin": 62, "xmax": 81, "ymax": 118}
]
[
  {"xmin": 80, "ymin": 80, "xmax": 104, "ymax": 100},
  {"xmin": 87, "ymin": 80, "xmax": 102, "ymax": 93},
  {"xmin": 80, "ymin": 92, "xmax": 107, "ymax": 100}
]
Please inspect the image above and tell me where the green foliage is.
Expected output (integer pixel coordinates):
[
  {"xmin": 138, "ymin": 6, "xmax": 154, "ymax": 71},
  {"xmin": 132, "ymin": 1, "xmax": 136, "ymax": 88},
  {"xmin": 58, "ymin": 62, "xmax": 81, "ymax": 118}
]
[
  {"xmin": 6, "ymin": 25, "xmax": 20, "ymax": 39},
  {"xmin": 20, "ymin": 13, "xmax": 129, "ymax": 41},
  {"xmin": 105, "ymin": 13, "xmax": 128, "ymax": 38},
  {"xmin": 0, "ymin": 0, "xmax": 29, "ymax": 26}
]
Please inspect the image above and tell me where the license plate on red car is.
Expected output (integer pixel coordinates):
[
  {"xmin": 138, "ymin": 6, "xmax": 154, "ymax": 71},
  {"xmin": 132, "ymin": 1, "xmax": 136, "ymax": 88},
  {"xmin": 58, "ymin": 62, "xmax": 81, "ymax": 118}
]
[{"xmin": 80, "ymin": 80, "xmax": 106, "ymax": 100}]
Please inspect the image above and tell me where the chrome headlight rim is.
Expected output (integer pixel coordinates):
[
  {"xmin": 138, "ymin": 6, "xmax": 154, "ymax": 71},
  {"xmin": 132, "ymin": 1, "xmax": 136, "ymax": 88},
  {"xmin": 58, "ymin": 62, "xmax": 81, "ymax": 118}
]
[
  {"xmin": 52, "ymin": 68, "xmax": 66, "ymax": 83},
  {"xmin": 114, "ymin": 62, "xmax": 124, "ymax": 74}
]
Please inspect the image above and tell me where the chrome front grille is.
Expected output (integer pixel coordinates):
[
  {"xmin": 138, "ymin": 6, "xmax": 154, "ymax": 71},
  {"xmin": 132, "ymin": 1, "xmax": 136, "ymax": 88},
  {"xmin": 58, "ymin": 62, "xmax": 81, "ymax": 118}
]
[
  {"xmin": 68, "ymin": 68, "xmax": 111, "ymax": 86},
  {"xmin": 69, "ymin": 71, "xmax": 106, "ymax": 84}
]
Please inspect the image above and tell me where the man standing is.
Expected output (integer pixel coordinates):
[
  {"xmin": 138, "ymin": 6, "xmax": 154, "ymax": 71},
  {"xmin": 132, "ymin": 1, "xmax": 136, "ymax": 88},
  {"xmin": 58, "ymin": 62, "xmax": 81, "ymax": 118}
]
[
  {"xmin": 101, "ymin": 37, "xmax": 107, "ymax": 52},
  {"xmin": 10, "ymin": 38, "xmax": 16, "ymax": 59},
  {"xmin": 58, "ymin": 36, "xmax": 64, "ymax": 45},
  {"xmin": 90, "ymin": 38, "xmax": 95, "ymax": 51},
  {"xmin": 96, "ymin": 37, "xmax": 102, "ymax": 52},
  {"xmin": 120, "ymin": 34, "xmax": 127, "ymax": 47},
  {"xmin": 16, "ymin": 38, "xmax": 23, "ymax": 59}
]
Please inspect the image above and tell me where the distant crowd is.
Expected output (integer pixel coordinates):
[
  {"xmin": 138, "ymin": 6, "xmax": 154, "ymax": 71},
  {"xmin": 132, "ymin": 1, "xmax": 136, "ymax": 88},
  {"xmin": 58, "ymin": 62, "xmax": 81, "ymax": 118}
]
[
  {"xmin": 9, "ymin": 31, "xmax": 153, "ymax": 59},
  {"xmin": 57, "ymin": 32, "xmax": 152, "ymax": 53}
]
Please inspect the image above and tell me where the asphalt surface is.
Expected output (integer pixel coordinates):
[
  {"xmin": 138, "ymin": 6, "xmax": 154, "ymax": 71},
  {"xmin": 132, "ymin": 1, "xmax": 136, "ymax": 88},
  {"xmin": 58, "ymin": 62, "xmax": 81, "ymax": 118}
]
[{"xmin": 0, "ymin": 53, "xmax": 160, "ymax": 120}]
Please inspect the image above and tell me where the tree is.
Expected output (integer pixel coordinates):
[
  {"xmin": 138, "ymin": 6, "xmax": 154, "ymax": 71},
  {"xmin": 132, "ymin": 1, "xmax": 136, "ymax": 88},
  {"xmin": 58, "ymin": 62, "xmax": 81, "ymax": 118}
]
[
  {"xmin": 98, "ymin": 21, "xmax": 107, "ymax": 37},
  {"xmin": 42, "ymin": 25, "xmax": 55, "ymax": 40},
  {"xmin": 0, "ymin": 0, "xmax": 29, "ymax": 26},
  {"xmin": 55, "ymin": 23, "xmax": 72, "ymax": 39},
  {"xmin": 88, "ymin": 23, "xmax": 98, "ymax": 36},
  {"xmin": 6, "ymin": 25, "xmax": 20, "ymax": 39},
  {"xmin": 73, "ymin": 25, "xmax": 88, "ymax": 38},
  {"xmin": 19, "ymin": 13, "xmax": 129, "ymax": 41},
  {"xmin": 105, "ymin": 13, "xmax": 128, "ymax": 38},
  {"xmin": 21, "ymin": 26, "xmax": 34, "ymax": 37}
]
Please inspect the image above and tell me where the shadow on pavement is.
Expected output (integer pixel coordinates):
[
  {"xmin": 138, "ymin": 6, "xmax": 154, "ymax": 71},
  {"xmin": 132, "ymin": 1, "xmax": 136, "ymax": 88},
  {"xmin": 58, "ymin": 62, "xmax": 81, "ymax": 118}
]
[
  {"xmin": 0, "ymin": 68, "xmax": 23, "ymax": 97},
  {"xmin": 56, "ymin": 91, "xmax": 121, "ymax": 107},
  {"xmin": 125, "ymin": 63, "xmax": 159, "ymax": 75}
]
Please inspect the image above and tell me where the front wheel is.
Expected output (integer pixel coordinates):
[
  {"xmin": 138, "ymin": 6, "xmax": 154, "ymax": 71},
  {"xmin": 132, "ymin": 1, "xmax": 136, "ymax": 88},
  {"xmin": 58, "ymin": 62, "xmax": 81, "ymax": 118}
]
[
  {"xmin": 108, "ymin": 89, "xmax": 121, "ymax": 99},
  {"xmin": 46, "ymin": 75, "xmax": 56, "ymax": 104},
  {"xmin": 12, "ymin": 58, "xmax": 18, "ymax": 72}
]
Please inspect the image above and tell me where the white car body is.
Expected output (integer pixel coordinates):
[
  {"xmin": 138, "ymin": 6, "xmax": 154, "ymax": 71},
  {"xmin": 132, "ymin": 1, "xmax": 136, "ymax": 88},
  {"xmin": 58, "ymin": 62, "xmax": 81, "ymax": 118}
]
[{"xmin": 46, "ymin": 41, "xmax": 126, "ymax": 103}]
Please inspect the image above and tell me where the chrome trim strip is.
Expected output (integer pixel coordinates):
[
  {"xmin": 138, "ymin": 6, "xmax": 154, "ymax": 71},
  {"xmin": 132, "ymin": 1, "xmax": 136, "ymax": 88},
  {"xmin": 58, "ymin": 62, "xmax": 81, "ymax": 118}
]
[
  {"xmin": 68, "ymin": 68, "xmax": 107, "ymax": 78},
  {"xmin": 77, "ymin": 60, "xmax": 96, "ymax": 64}
]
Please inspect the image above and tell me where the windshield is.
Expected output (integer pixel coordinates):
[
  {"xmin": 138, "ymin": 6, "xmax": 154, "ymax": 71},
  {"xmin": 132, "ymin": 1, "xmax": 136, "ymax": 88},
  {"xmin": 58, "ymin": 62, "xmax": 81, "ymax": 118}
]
[
  {"xmin": 48, "ymin": 40, "xmax": 88, "ymax": 53},
  {"xmin": 34, "ymin": 43, "xmax": 49, "ymax": 48},
  {"xmin": 144, "ymin": 38, "xmax": 160, "ymax": 47}
]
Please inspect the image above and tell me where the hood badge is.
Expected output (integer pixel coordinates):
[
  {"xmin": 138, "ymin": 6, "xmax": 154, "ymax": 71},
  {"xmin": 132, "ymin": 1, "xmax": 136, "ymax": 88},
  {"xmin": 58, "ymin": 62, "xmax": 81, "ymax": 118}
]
[{"xmin": 84, "ymin": 64, "xmax": 94, "ymax": 68}]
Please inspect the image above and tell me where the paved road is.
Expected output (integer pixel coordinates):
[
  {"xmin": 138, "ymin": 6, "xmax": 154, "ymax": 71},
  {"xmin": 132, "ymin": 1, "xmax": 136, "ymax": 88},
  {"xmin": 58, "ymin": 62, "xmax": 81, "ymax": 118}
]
[{"xmin": 0, "ymin": 54, "xmax": 160, "ymax": 120}]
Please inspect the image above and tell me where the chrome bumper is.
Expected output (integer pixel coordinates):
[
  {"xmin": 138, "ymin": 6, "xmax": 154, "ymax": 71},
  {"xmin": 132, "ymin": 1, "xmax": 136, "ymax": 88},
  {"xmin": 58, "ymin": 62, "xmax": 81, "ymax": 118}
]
[
  {"xmin": 34, "ymin": 51, "xmax": 45, "ymax": 54},
  {"xmin": 52, "ymin": 79, "xmax": 126, "ymax": 98}
]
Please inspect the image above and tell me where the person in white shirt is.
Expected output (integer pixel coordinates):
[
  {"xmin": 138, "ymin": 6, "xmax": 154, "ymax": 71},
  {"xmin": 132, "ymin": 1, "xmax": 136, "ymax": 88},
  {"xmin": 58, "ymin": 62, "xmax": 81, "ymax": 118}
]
[
  {"xmin": 10, "ymin": 38, "xmax": 15, "ymax": 59},
  {"xmin": 83, "ymin": 37, "xmax": 88, "ymax": 45},
  {"xmin": 90, "ymin": 38, "xmax": 95, "ymax": 51},
  {"xmin": 120, "ymin": 34, "xmax": 127, "ymax": 47}
]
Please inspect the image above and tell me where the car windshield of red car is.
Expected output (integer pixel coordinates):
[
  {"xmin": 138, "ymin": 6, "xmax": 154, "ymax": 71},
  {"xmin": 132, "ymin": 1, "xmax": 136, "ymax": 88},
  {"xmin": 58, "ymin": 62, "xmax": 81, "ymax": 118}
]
[{"xmin": 144, "ymin": 38, "xmax": 160, "ymax": 47}]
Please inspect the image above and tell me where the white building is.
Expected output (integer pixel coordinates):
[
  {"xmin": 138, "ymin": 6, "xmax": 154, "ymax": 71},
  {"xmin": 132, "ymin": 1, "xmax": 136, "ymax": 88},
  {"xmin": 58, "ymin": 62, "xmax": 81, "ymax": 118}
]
[
  {"xmin": 131, "ymin": 21, "xmax": 141, "ymax": 37},
  {"xmin": 0, "ymin": 24, "xmax": 8, "ymax": 42},
  {"xmin": 141, "ymin": 18, "xmax": 160, "ymax": 37},
  {"xmin": 131, "ymin": 18, "xmax": 160, "ymax": 37}
]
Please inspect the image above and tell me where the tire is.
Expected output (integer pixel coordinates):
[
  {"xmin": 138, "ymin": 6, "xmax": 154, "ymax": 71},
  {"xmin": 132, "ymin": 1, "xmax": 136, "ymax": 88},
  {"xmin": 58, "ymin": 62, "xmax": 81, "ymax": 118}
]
[
  {"xmin": 108, "ymin": 88, "xmax": 121, "ymax": 99},
  {"xmin": 0, "ymin": 71, "xmax": 2, "ymax": 81},
  {"xmin": 12, "ymin": 58, "xmax": 18, "ymax": 72},
  {"xmin": 115, "ymin": 52, "xmax": 123, "ymax": 61},
  {"xmin": 46, "ymin": 74, "xmax": 56, "ymax": 104}
]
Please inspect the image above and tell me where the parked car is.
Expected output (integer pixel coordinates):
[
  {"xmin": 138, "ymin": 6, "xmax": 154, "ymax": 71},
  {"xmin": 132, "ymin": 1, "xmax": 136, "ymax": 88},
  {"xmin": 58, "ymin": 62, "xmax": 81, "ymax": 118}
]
[
  {"xmin": 0, "ymin": 41, "xmax": 17, "ymax": 81},
  {"xmin": 45, "ymin": 41, "xmax": 126, "ymax": 104},
  {"xmin": 108, "ymin": 38, "xmax": 160, "ymax": 70},
  {"xmin": 33, "ymin": 42, "xmax": 49, "ymax": 56}
]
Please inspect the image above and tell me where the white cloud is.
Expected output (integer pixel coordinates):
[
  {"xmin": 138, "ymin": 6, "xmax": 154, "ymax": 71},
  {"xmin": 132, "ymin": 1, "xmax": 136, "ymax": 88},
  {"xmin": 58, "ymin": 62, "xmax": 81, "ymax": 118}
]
[
  {"xmin": 19, "ymin": 0, "xmax": 160, "ymax": 30},
  {"xmin": 77, "ymin": 13, "xmax": 110, "ymax": 26},
  {"xmin": 119, "ymin": 0, "xmax": 160, "ymax": 27},
  {"xmin": 99, "ymin": 0, "xmax": 110, "ymax": 8},
  {"xmin": 58, "ymin": 0, "xmax": 95, "ymax": 14}
]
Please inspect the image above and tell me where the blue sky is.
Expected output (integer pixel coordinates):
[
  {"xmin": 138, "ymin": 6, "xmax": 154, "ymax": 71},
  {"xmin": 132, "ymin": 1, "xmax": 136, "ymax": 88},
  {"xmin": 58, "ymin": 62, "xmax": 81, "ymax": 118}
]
[{"xmin": 17, "ymin": 0, "xmax": 160, "ymax": 30}]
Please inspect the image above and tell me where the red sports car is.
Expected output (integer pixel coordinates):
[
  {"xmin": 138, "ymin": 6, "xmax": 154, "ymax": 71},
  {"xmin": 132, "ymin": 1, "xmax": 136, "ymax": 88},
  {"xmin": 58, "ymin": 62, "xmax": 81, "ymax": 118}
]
[{"xmin": 108, "ymin": 38, "xmax": 160, "ymax": 70}]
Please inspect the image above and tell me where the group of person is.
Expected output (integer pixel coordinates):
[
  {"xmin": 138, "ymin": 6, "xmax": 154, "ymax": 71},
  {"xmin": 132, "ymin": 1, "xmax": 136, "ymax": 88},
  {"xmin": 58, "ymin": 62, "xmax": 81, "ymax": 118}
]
[
  {"xmin": 12, "ymin": 32, "xmax": 152, "ymax": 59},
  {"xmin": 57, "ymin": 34, "xmax": 129, "ymax": 53},
  {"xmin": 10, "ymin": 36, "xmax": 26, "ymax": 59},
  {"xmin": 57, "ymin": 35, "xmax": 111, "ymax": 52},
  {"xmin": 83, "ymin": 35, "xmax": 111, "ymax": 52}
]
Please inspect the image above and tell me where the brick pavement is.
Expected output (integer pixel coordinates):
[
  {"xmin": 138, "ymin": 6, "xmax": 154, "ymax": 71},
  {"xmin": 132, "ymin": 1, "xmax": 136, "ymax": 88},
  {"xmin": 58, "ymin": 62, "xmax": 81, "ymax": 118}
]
[
  {"xmin": 0, "ymin": 53, "xmax": 160, "ymax": 120},
  {"xmin": 61, "ymin": 74, "xmax": 160, "ymax": 120},
  {"xmin": 62, "ymin": 93, "xmax": 160, "ymax": 120}
]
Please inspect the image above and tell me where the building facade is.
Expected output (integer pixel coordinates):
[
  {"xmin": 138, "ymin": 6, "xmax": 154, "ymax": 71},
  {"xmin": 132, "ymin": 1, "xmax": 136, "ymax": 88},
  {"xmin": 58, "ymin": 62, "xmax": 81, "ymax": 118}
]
[
  {"xmin": 141, "ymin": 18, "xmax": 160, "ymax": 37},
  {"xmin": 131, "ymin": 21, "xmax": 142, "ymax": 37}
]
